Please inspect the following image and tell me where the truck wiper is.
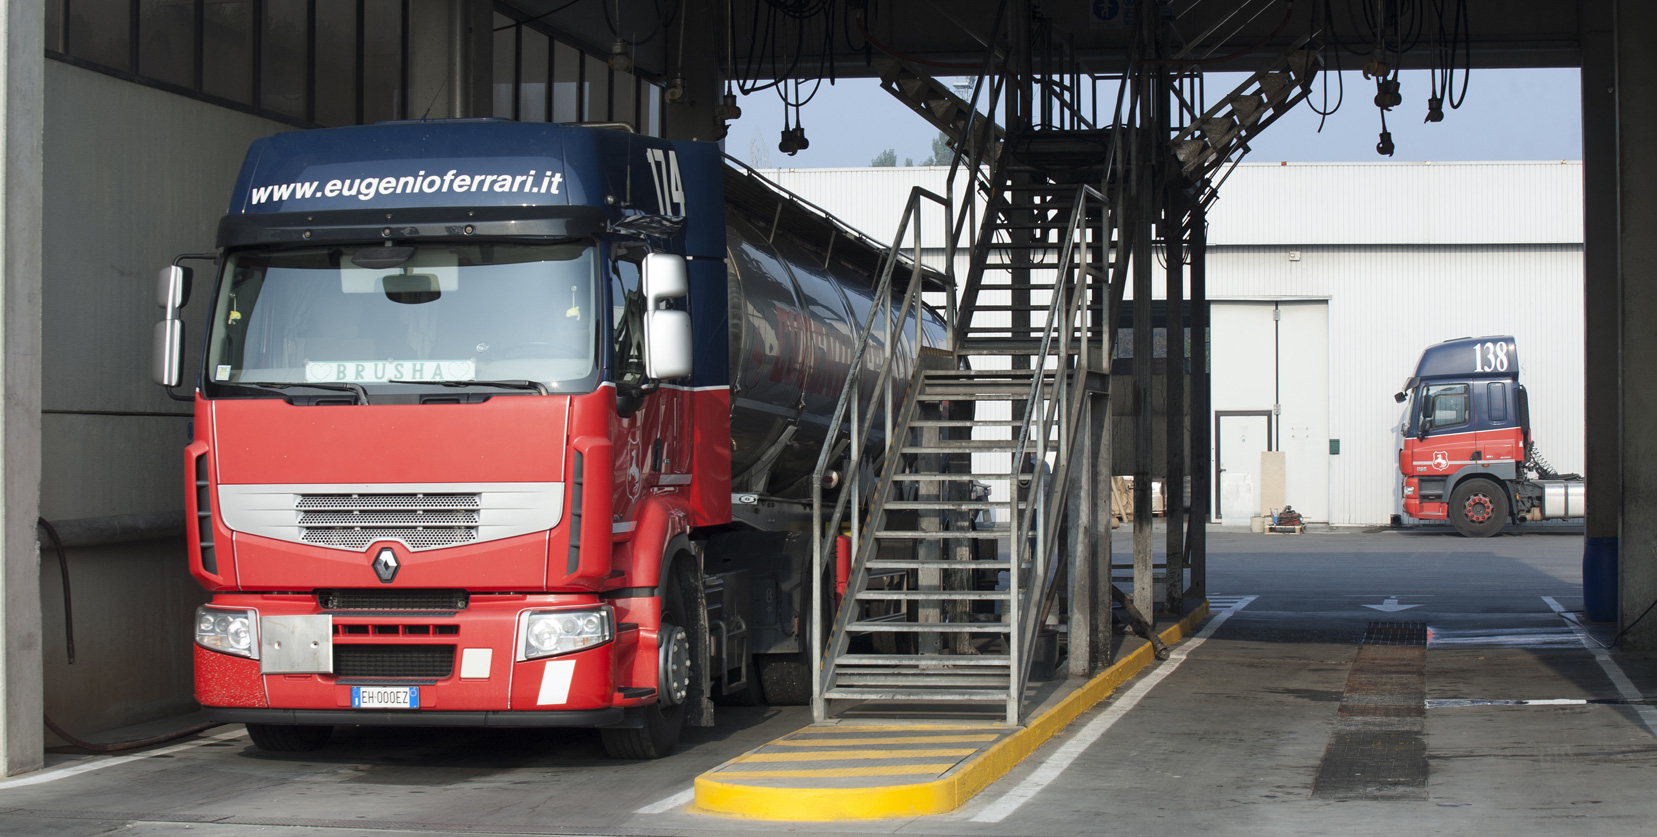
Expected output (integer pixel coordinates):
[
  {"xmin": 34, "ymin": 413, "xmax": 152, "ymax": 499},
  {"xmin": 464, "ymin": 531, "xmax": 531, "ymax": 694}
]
[
  {"xmin": 385, "ymin": 379, "xmax": 550, "ymax": 395},
  {"xmin": 249, "ymin": 382, "xmax": 368, "ymax": 404}
]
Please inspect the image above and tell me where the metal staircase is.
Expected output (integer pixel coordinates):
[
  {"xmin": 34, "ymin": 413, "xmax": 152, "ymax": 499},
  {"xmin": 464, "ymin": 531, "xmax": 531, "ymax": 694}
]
[{"xmin": 808, "ymin": 0, "xmax": 1324, "ymax": 726}]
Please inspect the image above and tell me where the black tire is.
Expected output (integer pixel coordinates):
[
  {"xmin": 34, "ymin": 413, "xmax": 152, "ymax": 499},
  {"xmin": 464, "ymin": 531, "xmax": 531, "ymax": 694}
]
[
  {"xmin": 755, "ymin": 653, "xmax": 811, "ymax": 705},
  {"xmin": 245, "ymin": 723, "xmax": 331, "ymax": 752},
  {"xmin": 1450, "ymin": 480, "xmax": 1508, "ymax": 538},
  {"xmin": 601, "ymin": 561, "xmax": 689, "ymax": 759}
]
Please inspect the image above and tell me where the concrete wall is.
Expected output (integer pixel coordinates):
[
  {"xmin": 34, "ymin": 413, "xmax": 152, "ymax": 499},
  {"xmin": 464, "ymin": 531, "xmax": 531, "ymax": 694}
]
[{"xmin": 37, "ymin": 60, "xmax": 290, "ymax": 739}]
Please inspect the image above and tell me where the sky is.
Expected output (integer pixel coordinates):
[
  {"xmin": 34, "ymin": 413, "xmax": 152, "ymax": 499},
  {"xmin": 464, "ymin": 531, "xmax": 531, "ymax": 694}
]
[{"xmin": 725, "ymin": 67, "xmax": 1582, "ymax": 169}]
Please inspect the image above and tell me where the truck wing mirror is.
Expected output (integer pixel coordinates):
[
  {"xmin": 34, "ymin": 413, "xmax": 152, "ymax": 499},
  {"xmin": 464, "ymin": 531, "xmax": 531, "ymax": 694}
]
[
  {"xmin": 157, "ymin": 265, "xmax": 192, "ymax": 312},
  {"xmin": 644, "ymin": 309, "xmax": 693, "ymax": 379},
  {"xmin": 642, "ymin": 253, "xmax": 688, "ymax": 305},
  {"xmin": 1393, "ymin": 391, "xmax": 1407, "ymax": 404},
  {"xmin": 152, "ymin": 318, "xmax": 184, "ymax": 387},
  {"xmin": 152, "ymin": 265, "xmax": 193, "ymax": 388}
]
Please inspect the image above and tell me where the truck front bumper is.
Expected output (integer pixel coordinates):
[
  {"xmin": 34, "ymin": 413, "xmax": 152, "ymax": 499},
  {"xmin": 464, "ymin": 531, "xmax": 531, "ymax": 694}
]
[{"xmin": 204, "ymin": 706, "xmax": 626, "ymax": 727}]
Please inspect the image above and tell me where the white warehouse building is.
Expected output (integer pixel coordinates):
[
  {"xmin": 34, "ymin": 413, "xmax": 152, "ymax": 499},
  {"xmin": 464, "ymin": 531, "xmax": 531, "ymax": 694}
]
[{"xmin": 756, "ymin": 161, "xmax": 1585, "ymax": 527}]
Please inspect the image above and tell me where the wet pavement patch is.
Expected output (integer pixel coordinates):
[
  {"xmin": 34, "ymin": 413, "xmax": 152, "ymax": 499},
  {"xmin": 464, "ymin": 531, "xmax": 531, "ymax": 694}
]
[{"xmin": 1311, "ymin": 621, "xmax": 1428, "ymax": 800}]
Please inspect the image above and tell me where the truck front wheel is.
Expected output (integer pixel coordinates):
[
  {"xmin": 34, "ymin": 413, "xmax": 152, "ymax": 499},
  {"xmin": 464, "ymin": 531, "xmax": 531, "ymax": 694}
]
[
  {"xmin": 1450, "ymin": 481, "xmax": 1508, "ymax": 538},
  {"xmin": 601, "ymin": 561, "xmax": 689, "ymax": 759}
]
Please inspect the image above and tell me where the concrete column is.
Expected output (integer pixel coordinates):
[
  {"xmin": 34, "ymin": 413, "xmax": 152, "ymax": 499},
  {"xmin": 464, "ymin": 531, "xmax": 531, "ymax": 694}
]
[
  {"xmin": 1580, "ymin": 0, "xmax": 1620, "ymax": 620},
  {"xmin": 662, "ymin": 0, "xmax": 725, "ymax": 142},
  {"xmin": 0, "ymin": 0, "xmax": 44, "ymax": 776},
  {"xmin": 1617, "ymin": 0, "xmax": 1657, "ymax": 648}
]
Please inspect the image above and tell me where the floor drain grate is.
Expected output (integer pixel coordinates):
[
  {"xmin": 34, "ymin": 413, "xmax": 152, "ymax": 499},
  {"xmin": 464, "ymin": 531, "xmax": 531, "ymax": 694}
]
[{"xmin": 1361, "ymin": 621, "xmax": 1427, "ymax": 646}]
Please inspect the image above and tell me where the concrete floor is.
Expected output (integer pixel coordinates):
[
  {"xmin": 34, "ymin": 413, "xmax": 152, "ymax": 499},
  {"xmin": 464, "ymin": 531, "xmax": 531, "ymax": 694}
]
[{"xmin": 4, "ymin": 527, "xmax": 1654, "ymax": 836}]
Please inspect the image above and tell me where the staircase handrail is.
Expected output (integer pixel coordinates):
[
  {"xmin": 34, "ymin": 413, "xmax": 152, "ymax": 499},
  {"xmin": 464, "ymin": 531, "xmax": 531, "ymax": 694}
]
[{"xmin": 810, "ymin": 185, "xmax": 952, "ymax": 720}]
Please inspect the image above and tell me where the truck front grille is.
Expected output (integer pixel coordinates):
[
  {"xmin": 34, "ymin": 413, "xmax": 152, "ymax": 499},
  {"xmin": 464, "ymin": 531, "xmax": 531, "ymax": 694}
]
[
  {"xmin": 298, "ymin": 493, "xmax": 480, "ymax": 550},
  {"xmin": 333, "ymin": 644, "xmax": 455, "ymax": 678},
  {"xmin": 318, "ymin": 589, "xmax": 469, "ymax": 612}
]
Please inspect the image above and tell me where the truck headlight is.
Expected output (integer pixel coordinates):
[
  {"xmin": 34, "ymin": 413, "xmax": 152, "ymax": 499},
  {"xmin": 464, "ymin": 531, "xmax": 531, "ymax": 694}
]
[
  {"xmin": 196, "ymin": 606, "xmax": 259, "ymax": 659},
  {"xmin": 517, "ymin": 607, "xmax": 613, "ymax": 661}
]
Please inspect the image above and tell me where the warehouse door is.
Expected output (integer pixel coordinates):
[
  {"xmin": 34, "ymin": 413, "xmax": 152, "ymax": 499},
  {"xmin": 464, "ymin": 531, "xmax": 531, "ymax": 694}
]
[{"xmin": 1217, "ymin": 411, "xmax": 1272, "ymax": 525}]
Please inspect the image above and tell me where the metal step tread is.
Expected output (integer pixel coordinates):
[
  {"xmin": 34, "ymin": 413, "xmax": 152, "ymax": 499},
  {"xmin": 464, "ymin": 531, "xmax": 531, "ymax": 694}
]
[
  {"xmin": 834, "ymin": 653, "xmax": 1013, "ymax": 666},
  {"xmin": 868, "ymin": 558, "xmax": 1011, "ymax": 569},
  {"xmin": 894, "ymin": 472, "xmax": 1022, "ymax": 481},
  {"xmin": 872, "ymin": 529, "xmax": 1006, "ymax": 540},
  {"xmin": 835, "ymin": 673, "xmax": 1012, "ymax": 688},
  {"xmin": 847, "ymin": 621, "xmax": 1010, "ymax": 633},
  {"xmin": 854, "ymin": 589, "xmax": 1011, "ymax": 601},
  {"xmin": 883, "ymin": 500, "xmax": 1028, "ymax": 511},
  {"xmin": 898, "ymin": 445, "xmax": 1027, "ymax": 455},
  {"xmin": 823, "ymin": 687, "xmax": 1012, "ymax": 702}
]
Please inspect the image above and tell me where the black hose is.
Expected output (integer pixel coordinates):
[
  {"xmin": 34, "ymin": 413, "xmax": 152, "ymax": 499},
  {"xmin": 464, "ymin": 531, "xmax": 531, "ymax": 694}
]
[
  {"xmin": 44, "ymin": 714, "xmax": 222, "ymax": 753},
  {"xmin": 37, "ymin": 517, "xmax": 73, "ymax": 665}
]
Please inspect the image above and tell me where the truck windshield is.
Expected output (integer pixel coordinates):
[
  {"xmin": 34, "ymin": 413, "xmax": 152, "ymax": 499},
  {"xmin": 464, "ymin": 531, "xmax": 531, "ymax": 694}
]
[{"xmin": 204, "ymin": 242, "xmax": 599, "ymax": 393}]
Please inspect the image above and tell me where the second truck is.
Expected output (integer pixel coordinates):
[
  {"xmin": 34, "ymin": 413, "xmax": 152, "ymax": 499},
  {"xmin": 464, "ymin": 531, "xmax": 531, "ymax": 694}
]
[{"xmin": 1395, "ymin": 335, "xmax": 1585, "ymax": 537}]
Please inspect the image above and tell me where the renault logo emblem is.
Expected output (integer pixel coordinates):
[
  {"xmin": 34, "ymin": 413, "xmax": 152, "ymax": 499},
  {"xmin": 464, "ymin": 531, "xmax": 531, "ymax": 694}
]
[{"xmin": 371, "ymin": 547, "xmax": 400, "ymax": 583}]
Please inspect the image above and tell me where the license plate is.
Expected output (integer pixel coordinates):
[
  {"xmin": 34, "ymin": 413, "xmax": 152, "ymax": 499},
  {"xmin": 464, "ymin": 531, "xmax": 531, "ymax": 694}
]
[{"xmin": 352, "ymin": 686, "xmax": 419, "ymax": 709}]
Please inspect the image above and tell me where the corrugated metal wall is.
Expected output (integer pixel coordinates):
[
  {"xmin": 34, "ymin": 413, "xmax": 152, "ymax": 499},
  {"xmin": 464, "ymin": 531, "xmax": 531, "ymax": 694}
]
[
  {"xmin": 1206, "ymin": 244, "xmax": 1585, "ymax": 526},
  {"xmin": 756, "ymin": 161, "xmax": 1585, "ymax": 527}
]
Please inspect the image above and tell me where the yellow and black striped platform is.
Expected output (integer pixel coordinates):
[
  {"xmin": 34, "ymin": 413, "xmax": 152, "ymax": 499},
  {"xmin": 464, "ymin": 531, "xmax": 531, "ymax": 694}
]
[{"xmin": 693, "ymin": 601, "xmax": 1211, "ymax": 820}]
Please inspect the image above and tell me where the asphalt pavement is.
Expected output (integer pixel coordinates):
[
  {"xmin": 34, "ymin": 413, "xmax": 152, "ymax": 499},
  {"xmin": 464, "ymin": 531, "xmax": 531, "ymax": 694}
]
[{"xmin": 4, "ymin": 527, "xmax": 1653, "ymax": 837}]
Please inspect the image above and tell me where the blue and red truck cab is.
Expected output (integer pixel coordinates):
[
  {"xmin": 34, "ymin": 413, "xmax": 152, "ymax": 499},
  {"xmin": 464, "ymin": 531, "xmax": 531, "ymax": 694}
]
[
  {"xmin": 1396, "ymin": 335, "xmax": 1584, "ymax": 537},
  {"xmin": 149, "ymin": 119, "xmax": 890, "ymax": 758}
]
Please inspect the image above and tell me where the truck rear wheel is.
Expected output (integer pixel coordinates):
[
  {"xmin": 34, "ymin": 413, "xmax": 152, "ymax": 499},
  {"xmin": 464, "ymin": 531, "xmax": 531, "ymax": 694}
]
[
  {"xmin": 245, "ymin": 723, "xmax": 331, "ymax": 752},
  {"xmin": 601, "ymin": 561, "xmax": 689, "ymax": 759},
  {"xmin": 1450, "ymin": 480, "xmax": 1508, "ymax": 538}
]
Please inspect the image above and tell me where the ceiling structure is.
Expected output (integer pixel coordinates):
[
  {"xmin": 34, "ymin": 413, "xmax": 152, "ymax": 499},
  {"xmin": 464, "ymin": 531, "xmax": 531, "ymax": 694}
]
[{"xmin": 504, "ymin": 0, "xmax": 1587, "ymax": 87}]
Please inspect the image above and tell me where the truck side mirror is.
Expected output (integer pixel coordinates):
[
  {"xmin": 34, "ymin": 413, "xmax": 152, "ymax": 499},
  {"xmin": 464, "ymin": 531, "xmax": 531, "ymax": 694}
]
[
  {"xmin": 152, "ymin": 319, "xmax": 185, "ymax": 387},
  {"xmin": 152, "ymin": 265, "xmax": 192, "ymax": 387},
  {"xmin": 640, "ymin": 253, "xmax": 691, "ymax": 379},
  {"xmin": 644, "ymin": 309, "xmax": 693, "ymax": 379},
  {"xmin": 642, "ymin": 253, "xmax": 688, "ymax": 305},
  {"xmin": 157, "ymin": 265, "xmax": 192, "ymax": 310}
]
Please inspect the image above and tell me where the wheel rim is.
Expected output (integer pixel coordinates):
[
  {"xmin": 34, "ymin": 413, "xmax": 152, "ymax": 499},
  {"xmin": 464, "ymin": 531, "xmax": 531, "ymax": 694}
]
[
  {"xmin": 658, "ymin": 624, "xmax": 690, "ymax": 705},
  {"xmin": 1464, "ymin": 493, "xmax": 1493, "ymax": 524}
]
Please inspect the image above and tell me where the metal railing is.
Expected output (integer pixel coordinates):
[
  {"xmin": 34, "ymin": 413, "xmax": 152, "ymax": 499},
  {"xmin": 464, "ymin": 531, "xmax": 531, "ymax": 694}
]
[{"xmin": 809, "ymin": 185, "xmax": 953, "ymax": 723}]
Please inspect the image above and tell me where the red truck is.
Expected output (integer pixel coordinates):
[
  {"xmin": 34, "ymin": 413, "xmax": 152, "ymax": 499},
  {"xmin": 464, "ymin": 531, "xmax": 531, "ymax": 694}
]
[
  {"xmin": 152, "ymin": 120, "xmax": 940, "ymax": 757},
  {"xmin": 1396, "ymin": 336, "xmax": 1584, "ymax": 537}
]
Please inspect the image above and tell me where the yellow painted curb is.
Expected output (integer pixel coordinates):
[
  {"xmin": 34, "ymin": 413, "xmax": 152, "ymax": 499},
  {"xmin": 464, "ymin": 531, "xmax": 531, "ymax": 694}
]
[{"xmin": 693, "ymin": 600, "xmax": 1213, "ymax": 820}]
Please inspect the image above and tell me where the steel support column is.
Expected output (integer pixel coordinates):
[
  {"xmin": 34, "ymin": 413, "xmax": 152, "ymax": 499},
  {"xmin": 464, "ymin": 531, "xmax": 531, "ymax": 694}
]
[
  {"xmin": 1163, "ymin": 188, "xmax": 1186, "ymax": 616},
  {"xmin": 1188, "ymin": 204, "xmax": 1209, "ymax": 603}
]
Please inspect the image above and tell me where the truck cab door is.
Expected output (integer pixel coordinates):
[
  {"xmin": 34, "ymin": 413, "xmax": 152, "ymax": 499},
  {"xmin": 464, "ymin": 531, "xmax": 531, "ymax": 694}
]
[{"xmin": 1414, "ymin": 382, "xmax": 1475, "ymax": 479}]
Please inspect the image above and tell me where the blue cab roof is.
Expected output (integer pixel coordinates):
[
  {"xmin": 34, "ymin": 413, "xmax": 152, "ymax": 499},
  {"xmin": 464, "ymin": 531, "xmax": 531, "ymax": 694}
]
[
  {"xmin": 1412, "ymin": 335, "xmax": 1520, "ymax": 382},
  {"xmin": 223, "ymin": 119, "xmax": 725, "ymax": 257}
]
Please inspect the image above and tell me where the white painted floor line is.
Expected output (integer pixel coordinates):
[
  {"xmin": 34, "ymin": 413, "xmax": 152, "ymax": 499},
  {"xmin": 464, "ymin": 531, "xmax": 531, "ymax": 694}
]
[
  {"xmin": 635, "ymin": 786, "xmax": 696, "ymax": 814},
  {"xmin": 0, "ymin": 728, "xmax": 248, "ymax": 791},
  {"xmin": 1542, "ymin": 596, "xmax": 1657, "ymax": 738},
  {"xmin": 967, "ymin": 595, "xmax": 1258, "ymax": 823}
]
